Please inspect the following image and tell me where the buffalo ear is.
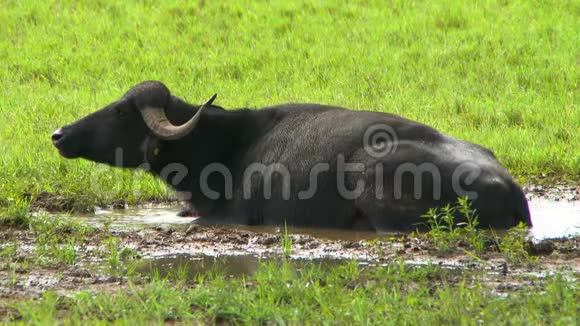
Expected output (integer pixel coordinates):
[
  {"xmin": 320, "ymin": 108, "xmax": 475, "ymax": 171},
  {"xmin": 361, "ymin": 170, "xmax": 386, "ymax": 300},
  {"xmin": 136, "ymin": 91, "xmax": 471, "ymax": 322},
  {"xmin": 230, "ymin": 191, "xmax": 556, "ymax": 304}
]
[{"xmin": 124, "ymin": 81, "xmax": 171, "ymax": 110}]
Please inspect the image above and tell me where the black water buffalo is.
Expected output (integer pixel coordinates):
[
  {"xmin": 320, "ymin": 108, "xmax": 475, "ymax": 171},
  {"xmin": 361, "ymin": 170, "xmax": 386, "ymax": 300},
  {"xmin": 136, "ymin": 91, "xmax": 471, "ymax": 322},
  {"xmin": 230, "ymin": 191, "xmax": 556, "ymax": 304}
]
[{"xmin": 52, "ymin": 81, "xmax": 531, "ymax": 230}]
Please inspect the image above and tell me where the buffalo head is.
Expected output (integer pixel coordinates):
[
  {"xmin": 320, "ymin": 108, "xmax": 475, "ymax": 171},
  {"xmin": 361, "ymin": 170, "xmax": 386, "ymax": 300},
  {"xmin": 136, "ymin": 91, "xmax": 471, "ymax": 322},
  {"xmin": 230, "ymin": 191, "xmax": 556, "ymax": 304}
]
[{"xmin": 52, "ymin": 81, "xmax": 216, "ymax": 167}]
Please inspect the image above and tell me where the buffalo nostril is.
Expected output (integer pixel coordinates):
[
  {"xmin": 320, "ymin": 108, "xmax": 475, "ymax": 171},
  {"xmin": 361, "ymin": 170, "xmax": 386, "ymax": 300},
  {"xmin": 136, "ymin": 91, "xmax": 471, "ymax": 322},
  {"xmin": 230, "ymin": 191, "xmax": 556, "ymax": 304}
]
[{"xmin": 52, "ymin": 129, "xmax": 64, "ymax": 143}]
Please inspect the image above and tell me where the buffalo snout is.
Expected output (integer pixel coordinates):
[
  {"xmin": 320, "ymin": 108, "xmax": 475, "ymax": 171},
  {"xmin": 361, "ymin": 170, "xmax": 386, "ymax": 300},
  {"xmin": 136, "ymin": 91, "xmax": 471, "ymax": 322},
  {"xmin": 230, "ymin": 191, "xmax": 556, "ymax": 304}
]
[{"xmin": 51, "ymin": 128, "xmax": 64, "ymax": 143}]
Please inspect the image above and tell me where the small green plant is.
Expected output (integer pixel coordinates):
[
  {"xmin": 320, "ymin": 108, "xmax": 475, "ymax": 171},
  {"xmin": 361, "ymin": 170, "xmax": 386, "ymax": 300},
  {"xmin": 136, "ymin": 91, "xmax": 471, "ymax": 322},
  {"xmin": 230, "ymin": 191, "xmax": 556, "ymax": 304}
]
[
  {"xmin": 120, "ymin": 247, "xmax": 139, "ymax": 261},
  {"xmin": 34, "ymin": 235, "xmax": 80, "ymax": 266},
  {"xmin": 30, "ymin": 213, "xmax": 93, "ymax": 239},
  {"xmin": 51, "ymin": 237, "xmax": 78, "ymax": 265},
  {"xmin": 123, "ymin": 261, "xmax": 139, "ymax": 279},
  {"xmin": 421, "ymin": 197, "xmax": 485, "ymax": 254},
  {"xmin": 366, "ymin": 238, "xmax": 386, "ymax": 259},
  {"xmin": 1, "ymin": 241, "xmax": 19, "ymax": 261},
  {"xmin": 496, "ymin": 222, "xmax": 537, "ymax": 265},
  {"xmin": 8, "ymin": 263, "xmax": 18, "ymax": 287},
  {"xmin": 0, "ymin": 198, "xmax": 31, "ymax": 228},
  {"xmin": 169, "ymin": 262, "xmax": 191, "ymax": 282},
  {"xmin": 421, "ymin": 204, "xmax": 461, "ymax": 254},
  {"xmin": 281, "ymin": 222, "xmax": 292, "ymax": 258},
  {"xmin": 103, "ymin": 217, "xmax": 113, "ymax": 233},
  {"xmin": 28, "ymin": 213, "xmax": 91, "ymax": 265},
  {"xmin": 106, "ymin": 236, "xmax": 121, "ymax": 269},
  {"xmin": 14, "ymin": 291, "xmax": 60, "ymax": 324},
  {"xmin": 455, "ymin": 196, "xmax": 485, "ymax": 253}
]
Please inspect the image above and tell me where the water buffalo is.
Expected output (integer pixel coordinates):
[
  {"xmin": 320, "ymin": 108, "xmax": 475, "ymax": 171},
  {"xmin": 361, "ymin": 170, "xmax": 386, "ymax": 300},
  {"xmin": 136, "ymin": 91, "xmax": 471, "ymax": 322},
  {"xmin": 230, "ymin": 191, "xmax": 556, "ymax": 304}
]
[{"xmin": 52, "ymin": 81, "xmax": 531, "ymax": 230}]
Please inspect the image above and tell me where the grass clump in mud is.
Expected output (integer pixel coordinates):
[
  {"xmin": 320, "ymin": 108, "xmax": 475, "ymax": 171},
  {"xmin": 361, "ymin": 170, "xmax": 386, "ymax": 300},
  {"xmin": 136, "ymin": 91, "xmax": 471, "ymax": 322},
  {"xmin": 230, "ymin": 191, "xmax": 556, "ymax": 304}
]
[
  {"xmin": 32, "ymin": 214, "xmax": 94, "ymax": 266},
  {"xmin": 1, "ymin": 210, "xmax": 97, "ymax": 267},
  {"xmin": 281, "ymin": 222, "xmax": 293, "ymax": 258},
  {"xmin": 102, "ymin": 235, "xmax": 139, "ymax": 271},
  {"xmin": 495, "ymin": 223, "xmax": 538, "ymax": 265},
  {"xmin": 6, "ymin": 260, "xmax": 578, "ymax": 324},
  {"xmin": 30, "ymin": 213, "xmax": 94, "ymax": 237},
  {"xmin": 418, "ymin": 198, "xmax": 540, "ymax": 265},
  {"xmin": 0, "ymin": 198, "xmax": 31, "ymax": 228},
  {"xmin": 419, "ymin": 197, "xmax": 486, "ymax": 255}
]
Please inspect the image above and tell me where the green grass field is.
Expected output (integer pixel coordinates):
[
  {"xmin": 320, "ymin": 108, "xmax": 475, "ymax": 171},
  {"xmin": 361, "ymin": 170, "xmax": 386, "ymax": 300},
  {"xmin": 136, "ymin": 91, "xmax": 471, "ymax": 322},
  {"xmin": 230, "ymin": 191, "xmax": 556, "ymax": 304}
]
[
  {"xmin": 0, "ymin": 0, "xmax": 578, "ymax": 209},
  {"xmin": 0, "ymin": 1, "xmax": 578, "ymax": 323}
]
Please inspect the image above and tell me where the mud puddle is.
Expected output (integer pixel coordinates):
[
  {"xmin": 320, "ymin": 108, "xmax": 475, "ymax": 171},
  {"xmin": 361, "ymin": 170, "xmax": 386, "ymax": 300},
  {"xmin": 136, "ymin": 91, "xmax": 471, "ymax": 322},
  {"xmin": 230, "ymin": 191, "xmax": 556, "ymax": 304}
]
[
  {"xmin": 127, "ymin": 252, "xmax": 574, "ymax": 282},
  {"xmin": 123, "ymin": 226, "xmax": 579, "ymax": 271},
  {"xmin": 1, "ymin": 223, "xmax": 578, "ymax": 310}
]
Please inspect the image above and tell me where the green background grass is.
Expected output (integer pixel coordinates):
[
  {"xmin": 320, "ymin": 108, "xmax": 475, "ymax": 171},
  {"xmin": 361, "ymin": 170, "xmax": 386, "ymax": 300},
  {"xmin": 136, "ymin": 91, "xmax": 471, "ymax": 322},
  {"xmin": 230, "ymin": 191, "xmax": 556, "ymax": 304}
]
[{"xmin": 0, "ymin": 0, "xmax": 578, "ymax": 208}]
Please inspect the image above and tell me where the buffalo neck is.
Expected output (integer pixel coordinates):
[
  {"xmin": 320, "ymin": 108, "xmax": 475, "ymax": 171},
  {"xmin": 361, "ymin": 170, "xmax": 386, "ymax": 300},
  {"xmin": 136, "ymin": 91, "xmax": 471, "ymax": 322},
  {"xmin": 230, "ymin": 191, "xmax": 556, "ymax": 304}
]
[{"xmin": 145, "ymin": 101, "xmax": 281, "ymax": 214}]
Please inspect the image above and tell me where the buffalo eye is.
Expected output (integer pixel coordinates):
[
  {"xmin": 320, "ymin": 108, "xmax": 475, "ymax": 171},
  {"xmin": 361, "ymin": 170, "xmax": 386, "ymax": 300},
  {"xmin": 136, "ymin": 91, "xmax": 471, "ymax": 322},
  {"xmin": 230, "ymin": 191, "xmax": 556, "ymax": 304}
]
[{"xmin": 117, "ymin": 108, "xmax": 127, "ymax": 118}]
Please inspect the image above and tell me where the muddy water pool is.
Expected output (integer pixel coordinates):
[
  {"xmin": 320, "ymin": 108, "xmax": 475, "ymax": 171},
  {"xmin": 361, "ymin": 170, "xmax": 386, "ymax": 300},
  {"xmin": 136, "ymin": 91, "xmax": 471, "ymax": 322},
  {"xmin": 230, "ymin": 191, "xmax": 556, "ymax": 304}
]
[
  {"xmin": 67, "ymin": 198, "xmax": 579, "ymax": 240},
  {"xmin": 11, "ymin": 198, "xmax": 579, "ymax": 288},
  {"xmin": 42, "ymin": 195, "xmax": 580, "ymax": 275}
]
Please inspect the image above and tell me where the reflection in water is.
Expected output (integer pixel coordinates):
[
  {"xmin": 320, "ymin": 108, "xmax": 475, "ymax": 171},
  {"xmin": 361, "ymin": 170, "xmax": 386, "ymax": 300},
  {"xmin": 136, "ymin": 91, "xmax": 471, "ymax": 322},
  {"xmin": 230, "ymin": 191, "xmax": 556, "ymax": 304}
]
[
  {"xmin": 133, "ymin": 255, "xmax": 344, "ymax": 279},
  {"xmin": 528, "ymin": 198, "xmax": 579, "ymax": 239},
  {"xmin": 136, "ymin": 255, "xmax": 260, "ymax": 278},
  {"xmin": 65, "ymin": 198, "xmax": 579, "ymax": 240},
  {"xmin": 132, "ymin": 254, "xmax": 475, "ymax": 280},
  {"xmin": 89, "ymin": 205, "xmax": 195, "ymax": 228}
]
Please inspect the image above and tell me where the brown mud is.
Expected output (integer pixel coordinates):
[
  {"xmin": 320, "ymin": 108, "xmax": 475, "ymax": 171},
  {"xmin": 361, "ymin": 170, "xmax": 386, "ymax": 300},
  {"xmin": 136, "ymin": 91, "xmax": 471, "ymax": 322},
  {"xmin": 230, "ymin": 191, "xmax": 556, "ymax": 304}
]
[
  {"xmin": 1, "ymin": 224, "xmax": 578, "ymax": 313},
  {"xmin": 523, "ymin": 183, "xmax": 580, "ymax": 202}
]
